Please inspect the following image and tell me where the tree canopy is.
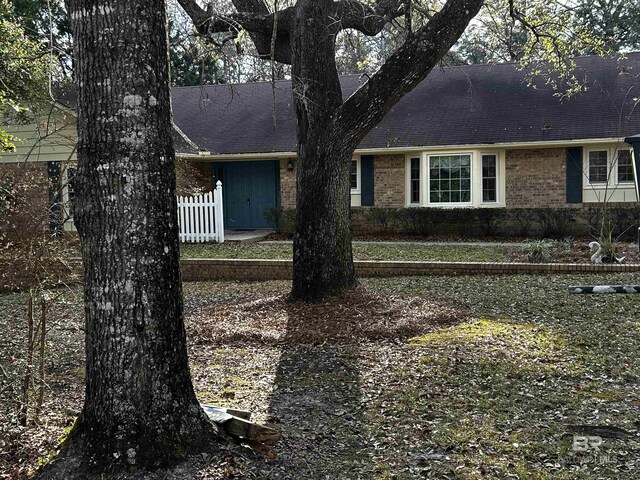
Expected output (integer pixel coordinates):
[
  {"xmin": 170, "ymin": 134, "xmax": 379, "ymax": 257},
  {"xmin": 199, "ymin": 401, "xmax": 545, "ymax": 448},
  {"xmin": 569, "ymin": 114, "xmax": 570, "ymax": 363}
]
[{"xmin": 0, "ymin": 0, "xmax": 51, "ymax": 151}]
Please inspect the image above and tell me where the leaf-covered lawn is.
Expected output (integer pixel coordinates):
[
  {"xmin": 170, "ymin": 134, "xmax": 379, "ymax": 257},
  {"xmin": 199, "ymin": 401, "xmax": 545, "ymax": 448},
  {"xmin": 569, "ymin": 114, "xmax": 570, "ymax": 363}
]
[
  {"xmin": 2, "ymin": 274, "xmax": 640, "ymax": 479},
  {"xmin": 181, "ymin": 242, "xmax": 513, "ymax": 262}
]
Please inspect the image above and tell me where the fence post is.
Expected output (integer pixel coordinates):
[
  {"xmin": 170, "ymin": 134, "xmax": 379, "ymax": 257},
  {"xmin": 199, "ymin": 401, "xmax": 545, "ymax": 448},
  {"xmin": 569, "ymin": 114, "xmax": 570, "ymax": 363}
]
[{"xmin": 216, "ymin": 180, "xmax": 224, "ymax": 243}]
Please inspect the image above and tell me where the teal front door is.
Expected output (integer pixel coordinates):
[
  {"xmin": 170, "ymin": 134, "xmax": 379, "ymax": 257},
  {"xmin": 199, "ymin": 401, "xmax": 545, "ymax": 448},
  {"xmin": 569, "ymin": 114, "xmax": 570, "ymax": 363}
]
[{"xmin": 212, "ymin": 160, "xmax": 279, "ymax": 229}]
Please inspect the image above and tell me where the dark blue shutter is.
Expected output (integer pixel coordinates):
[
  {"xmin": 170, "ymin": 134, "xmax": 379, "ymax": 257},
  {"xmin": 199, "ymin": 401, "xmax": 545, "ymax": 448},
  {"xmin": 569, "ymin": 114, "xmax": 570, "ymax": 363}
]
[
  {"xmin": 360, "ymin": 155, "xmax": 374, "ymax": 206},
  {"xmin": 566, "ymin": 147, "xmax": 583, "ymax": 204}
]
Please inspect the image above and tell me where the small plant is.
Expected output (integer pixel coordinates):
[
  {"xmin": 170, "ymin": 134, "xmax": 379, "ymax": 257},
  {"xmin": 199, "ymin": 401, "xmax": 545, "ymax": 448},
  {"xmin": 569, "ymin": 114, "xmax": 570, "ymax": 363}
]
[
  {"xmin": 523, "ymin": 240, "xmax": 551, "ymax": 263},
  {"xmin": 263, "ymin": 206, "xmax": 284, "ymax": 231}
]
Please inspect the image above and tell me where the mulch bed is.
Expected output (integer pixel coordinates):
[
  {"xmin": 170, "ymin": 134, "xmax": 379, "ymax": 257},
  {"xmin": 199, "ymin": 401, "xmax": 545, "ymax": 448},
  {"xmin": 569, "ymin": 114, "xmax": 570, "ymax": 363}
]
[{"xmin": 192, "ymin": 288, "xmax": 470, "ymax": 346}]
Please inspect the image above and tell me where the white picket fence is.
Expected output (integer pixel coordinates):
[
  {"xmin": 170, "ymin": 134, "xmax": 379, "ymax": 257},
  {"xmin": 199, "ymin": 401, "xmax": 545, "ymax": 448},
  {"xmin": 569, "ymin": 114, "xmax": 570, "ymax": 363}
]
[{"xmin": 177, "ymin": 181, "xmax": 224, "ymax": 243}]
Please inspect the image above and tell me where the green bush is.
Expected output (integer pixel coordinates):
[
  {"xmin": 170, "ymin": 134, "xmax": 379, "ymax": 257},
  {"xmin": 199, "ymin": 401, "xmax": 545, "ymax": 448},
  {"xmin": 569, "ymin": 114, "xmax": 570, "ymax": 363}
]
[
  {"xmin": 263, "ymin": 207, "xmax": 296, "ymax": 235},
  {"xmin": 474, "ymin": 208, "xmax": 507, "ymax": 237},
  {"xmin": 585, "ymin": 206, "xmax": 640, "ymax": 241},
  {"xmin": 532, "ymin": 208, "xmax": 579, "ymax": 238},
  {"xmin": 507, "ymin": 208, "xmax": 535, "ymax": 237},
  {"xmin": 363, "ymin": 208, "xmax": 398, "ymax": 232}
]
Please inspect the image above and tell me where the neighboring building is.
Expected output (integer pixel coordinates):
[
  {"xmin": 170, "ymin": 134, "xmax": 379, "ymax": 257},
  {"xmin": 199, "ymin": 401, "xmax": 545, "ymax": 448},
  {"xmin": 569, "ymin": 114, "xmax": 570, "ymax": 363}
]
[{"xmin": 2, "ymin": 53, "xmax": 639, "ymax": 233}]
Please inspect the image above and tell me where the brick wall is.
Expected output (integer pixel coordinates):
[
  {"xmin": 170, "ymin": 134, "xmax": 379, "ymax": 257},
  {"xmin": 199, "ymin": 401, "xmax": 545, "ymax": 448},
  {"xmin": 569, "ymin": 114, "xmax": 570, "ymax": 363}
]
[
  {"xmin": 0, "ymin": 162, "xmax": 52, "ymax": 240},
  {"xmin": 279, "ymin": 158, "xmax": 296, "ymax": 209},
  {"xmin": 373, "ymin": 154, "xmax": 405, "ymax": 207},
  {"xmin": 5, "ymin": 257, "xmax": 636, "ymax": 292},
  {"xmin": 505, "ymin": 148, "xmax": 567, "ymax": 208}
]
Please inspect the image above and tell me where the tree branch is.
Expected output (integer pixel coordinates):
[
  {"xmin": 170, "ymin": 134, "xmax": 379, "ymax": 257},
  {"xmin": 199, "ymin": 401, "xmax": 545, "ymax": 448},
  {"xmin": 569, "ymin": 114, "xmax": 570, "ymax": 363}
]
[
  {"xmin": 335, "ymin": 0, "xmax": 485, "ymax": 149},
  {"xmin": 176, "ymin": 0, "xmax": 293, "ymax": 63},
  {"xmin": 332, "ymin": 0, "xmax": 405, "ymax": 36}
]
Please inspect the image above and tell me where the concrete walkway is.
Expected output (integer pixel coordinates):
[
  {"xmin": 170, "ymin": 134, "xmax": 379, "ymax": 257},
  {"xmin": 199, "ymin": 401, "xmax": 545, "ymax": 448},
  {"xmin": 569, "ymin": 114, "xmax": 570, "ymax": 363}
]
[{"xmin": 225, "ymin": 230, "xmax": 274, "ymax": 242}]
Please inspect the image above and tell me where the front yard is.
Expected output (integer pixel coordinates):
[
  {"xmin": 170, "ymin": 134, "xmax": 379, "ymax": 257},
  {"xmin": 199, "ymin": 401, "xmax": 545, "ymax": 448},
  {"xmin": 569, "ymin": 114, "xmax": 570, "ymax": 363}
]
[
  {"xmin": 2, "ymin": 273, "xmax": 640, "ymax": 478},
  {"xmin": 180, "ymin": 240, "xmax": 640, "ymax": 264}
]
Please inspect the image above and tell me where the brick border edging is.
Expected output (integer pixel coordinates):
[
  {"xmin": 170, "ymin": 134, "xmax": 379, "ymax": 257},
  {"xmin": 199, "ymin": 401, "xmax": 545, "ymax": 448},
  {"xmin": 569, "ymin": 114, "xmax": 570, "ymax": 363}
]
[
  {"xmin": 3, "ymin": 258, "xmax": 639, "ymax": 292},
  {"xmin": 180, "ymin": 258, "xmax": 640, "ymax": 281}
]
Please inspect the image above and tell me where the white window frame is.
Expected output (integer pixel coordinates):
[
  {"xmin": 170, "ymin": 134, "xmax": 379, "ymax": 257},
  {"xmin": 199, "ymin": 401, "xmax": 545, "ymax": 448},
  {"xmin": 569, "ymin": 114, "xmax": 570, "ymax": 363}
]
[
  {"xmin": 480, "ymin": 152, "xmax": 499, "ymax": 204},
  {"xmin": 62, "ymin": 163, "xmax": 77, "ymax": 232},
  {"xmin": 615, "ymin": 148, "xmax": 635, "ymax": 185},
  {"xmin": 426, "ymin": 152, "xmax": 474, "ymax": 207},
  {"xmin": 350, "ymin": 157, "xmax": 361, "ymax": 193},
  {"xmin": 585, "ymin": 148, "xmax": 610, "ymax": 185}
]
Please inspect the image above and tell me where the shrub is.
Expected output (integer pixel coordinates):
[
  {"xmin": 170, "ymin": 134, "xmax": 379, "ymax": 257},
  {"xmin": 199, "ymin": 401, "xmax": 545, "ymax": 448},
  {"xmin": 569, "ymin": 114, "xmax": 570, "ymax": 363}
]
[
  {"xmin": 507, "ymin": 208, "xmax": 535, "ymax": 237},
  {"xmin": 263, "ymin": 207, "xmax": 283, "ymax": 231},
  {"xmin": 584, "ymin": 205, "xmax": 640, "ymax": 242},
  {"xmin": 532, "ymin": 208, "xmax": 579, "ymax": 238},
  {"xmin": 363, "ymin": 208, "xmax": 398, "ymax": 232},
  {"xmin": 396, "ymin": 208, "xmax": 435, "ymax": 236},
  {"xmin": 474, "ymin": 208, "xmax": 507, "ymax": 237},
  {"xmin": 262, "ymin": 207, "xmax": 296, "ymax": 235}
]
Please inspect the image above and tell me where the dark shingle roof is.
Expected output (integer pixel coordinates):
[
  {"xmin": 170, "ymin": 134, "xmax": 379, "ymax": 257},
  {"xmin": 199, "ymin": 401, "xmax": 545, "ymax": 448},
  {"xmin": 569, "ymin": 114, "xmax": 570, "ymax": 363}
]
[{"xmin": 171, "ymin": 53, "xmax": 640, "ymax": 155}]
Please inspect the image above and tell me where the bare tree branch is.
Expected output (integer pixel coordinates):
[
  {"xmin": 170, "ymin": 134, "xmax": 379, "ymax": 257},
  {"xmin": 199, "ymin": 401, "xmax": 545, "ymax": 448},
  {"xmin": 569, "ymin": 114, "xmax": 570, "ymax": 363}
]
[
  {"xmin": 332, "ymin": 0, "xmax": 405, "ymax": 35},
  {"xmin": 177, "ymin": 0, "xmax": 294, "ymax": 62},
  {"xmin": 176, "ymin": 0, "xmax": 409, "ymax": 64},
  {"xmin": 335, "ymin": 0, "xmax": 485, "ymax": 149}
]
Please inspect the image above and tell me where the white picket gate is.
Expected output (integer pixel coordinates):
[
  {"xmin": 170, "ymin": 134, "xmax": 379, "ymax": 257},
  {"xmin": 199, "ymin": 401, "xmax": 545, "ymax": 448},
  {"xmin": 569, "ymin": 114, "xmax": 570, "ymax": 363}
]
[{"xmin": 177, "ymin": 181, "xmax": 224, "ymax": 243}]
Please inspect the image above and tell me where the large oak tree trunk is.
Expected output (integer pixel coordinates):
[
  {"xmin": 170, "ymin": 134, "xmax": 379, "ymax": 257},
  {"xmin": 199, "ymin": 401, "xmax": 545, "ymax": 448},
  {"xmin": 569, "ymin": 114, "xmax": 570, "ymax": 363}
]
[
  {"xmin": 290, "ymin": 0, "xmax": 357, "ymax": 301},
  {"xmin": 46, "ymin": 0, "xmax": 217, "ymax": 475}
]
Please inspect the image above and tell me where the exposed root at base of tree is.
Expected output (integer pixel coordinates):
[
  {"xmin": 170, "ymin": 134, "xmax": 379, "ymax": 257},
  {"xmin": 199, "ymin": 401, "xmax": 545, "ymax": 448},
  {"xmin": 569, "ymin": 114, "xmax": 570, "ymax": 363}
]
[
  {"xmin": 192, "ymin": 287, "xmax": 471, "ymax": 346},
  {"xmin": 36, "ymin": 422, "xmax": 226, "ymax": 480}
]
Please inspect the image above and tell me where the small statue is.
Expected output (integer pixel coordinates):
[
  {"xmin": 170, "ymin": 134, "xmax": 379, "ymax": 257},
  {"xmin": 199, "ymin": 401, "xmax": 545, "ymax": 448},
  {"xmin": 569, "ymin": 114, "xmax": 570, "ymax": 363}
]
[{"xmin": 588, "ymin": 241, "xmax": 626, "ymax": 264}]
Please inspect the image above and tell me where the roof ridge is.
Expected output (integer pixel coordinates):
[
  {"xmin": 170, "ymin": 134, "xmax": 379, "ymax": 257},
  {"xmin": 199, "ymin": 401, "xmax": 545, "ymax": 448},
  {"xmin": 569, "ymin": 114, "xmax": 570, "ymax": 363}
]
[{"xmin": 170, "ymin": 52, "xmax": 640, "ymax": 90}]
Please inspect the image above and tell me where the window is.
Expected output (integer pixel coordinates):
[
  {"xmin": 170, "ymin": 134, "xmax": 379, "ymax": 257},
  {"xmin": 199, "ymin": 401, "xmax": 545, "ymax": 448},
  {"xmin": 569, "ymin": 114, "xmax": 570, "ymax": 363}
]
[
  {"xmin": 350, "ymin": 160, "xmax": 358, "ymax": 190},
  {"xmin": 66, "ymin": 166, "xmax": 77, "ymax": 220},
  {"xmin": 429, "ymin": 154, "xmax": 471, "ymax": 203},
  {"xmin": 588, "ymin": 150, "xmax": 608, "ymax": 184},
  {"xmin": 482, "ymin": 154, "xmax": 497, "ymax": 202},
  {"xmin": 410, "ymin": 157, "xmax": 420, "ymax": 204},
  {"xmin": 617, "ymin": 149, "xmax": 634, "ymax": 183}
]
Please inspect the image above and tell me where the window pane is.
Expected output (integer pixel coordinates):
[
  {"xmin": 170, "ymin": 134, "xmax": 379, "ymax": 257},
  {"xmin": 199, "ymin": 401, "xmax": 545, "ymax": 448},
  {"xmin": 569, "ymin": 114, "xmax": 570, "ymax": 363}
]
[
  {"xmin": 617, "ymin": 150, "xmax": 634, "ymax": 183},
  {"xmin": 588, "ymin": 151, "xmax": 608, "ymax": 183},
  {"xmin": 410, "ymin": 157, "xmax": 420, "ymax": 203},
  {"xmin": 429, "ymin": 154, "xmax": 472, "ymax": 203},
  {"xmin": 482, "ymin": 154, "xmax": 497, "ymax": 202},
  {"xmin": 350, "ymin": 160, "xmax": 358, "ymax": 189}
]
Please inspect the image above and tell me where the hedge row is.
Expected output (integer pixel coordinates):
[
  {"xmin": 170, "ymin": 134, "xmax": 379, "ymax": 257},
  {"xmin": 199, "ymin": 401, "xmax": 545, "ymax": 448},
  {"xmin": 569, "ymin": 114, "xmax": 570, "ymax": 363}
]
[{"xmin": 264, "ymin": 206, "xmax": 640, "ymax": 239}]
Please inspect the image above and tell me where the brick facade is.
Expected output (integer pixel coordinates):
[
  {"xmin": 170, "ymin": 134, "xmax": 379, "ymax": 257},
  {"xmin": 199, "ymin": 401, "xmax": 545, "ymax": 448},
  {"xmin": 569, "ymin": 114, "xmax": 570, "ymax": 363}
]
[
  {"xmin": 279, "ymin": 158, "xmax": 296, "ymax": 208},
  {"xmin": 373, "ymin": 154, "xmax": 405, "ymax": 207},
  {"xmin": 505, "ymin": 148, "xmax": 567, "ymax": 208},
  {"xmin": 0, "ymin": 161, "xmax": 52, "ymax": 240}
]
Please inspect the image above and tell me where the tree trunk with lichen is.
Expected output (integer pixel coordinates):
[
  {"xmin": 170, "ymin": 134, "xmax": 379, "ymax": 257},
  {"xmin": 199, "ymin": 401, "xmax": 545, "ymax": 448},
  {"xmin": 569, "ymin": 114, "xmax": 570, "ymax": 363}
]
[{"xmin": 42, "ymin": 1, "xmax": 217, "ymax": 476}]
